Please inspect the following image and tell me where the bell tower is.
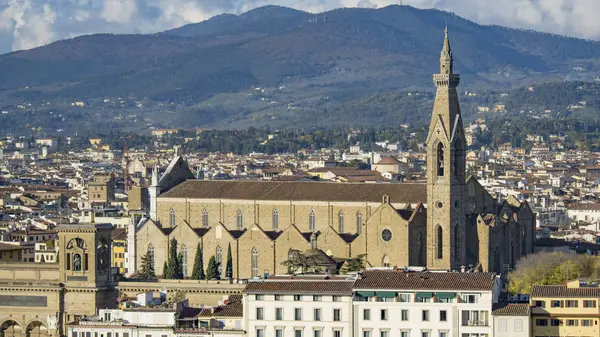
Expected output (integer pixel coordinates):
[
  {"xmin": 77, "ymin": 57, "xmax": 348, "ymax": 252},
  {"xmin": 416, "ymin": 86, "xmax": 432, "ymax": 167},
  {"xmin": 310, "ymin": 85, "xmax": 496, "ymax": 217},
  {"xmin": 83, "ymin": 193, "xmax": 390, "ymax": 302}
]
[{"xmin": 426, "ymin": 28, "xmax": 467, "ymax": 270}]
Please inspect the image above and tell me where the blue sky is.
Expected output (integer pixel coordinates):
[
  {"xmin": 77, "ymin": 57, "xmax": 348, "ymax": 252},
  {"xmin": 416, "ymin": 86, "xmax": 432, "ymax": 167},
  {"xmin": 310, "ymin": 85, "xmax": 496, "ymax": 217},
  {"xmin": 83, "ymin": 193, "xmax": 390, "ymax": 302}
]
[{"xmin": 0, "ymin": 0, "xmax": 599, "ymax": 54}]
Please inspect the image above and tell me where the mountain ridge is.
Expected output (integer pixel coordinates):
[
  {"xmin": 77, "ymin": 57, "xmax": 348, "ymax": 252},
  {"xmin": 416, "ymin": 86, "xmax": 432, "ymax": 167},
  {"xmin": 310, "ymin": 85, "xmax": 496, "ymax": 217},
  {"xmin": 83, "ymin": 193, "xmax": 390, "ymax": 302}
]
[{"xmin": 1, "ymin": 5, "xmax": 600, "ymax": 131}]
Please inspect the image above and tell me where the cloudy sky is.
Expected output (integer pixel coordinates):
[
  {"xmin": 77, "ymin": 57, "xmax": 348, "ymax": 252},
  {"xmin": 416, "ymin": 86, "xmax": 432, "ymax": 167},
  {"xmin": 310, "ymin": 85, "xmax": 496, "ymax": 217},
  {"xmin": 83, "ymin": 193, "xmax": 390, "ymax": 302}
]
[{"xmin": 0, "ymin": 0, "xmax": 599, "ymax": 54}]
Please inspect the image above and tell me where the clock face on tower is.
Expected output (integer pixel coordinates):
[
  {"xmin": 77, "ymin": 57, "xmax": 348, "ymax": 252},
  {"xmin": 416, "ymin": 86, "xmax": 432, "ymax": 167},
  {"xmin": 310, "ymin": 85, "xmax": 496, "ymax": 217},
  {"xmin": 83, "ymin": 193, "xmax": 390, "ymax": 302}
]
[{"xmin": 468, "ymin": 198, "xmax": 477, "ymax": 214}]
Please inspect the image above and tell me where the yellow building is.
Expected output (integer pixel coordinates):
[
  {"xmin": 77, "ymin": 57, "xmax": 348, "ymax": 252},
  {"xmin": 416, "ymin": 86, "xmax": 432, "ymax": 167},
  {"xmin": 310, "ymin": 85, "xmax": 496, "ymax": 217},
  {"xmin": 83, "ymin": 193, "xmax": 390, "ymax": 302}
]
[
  {"xmin": 531, "ymin": 280, "xmax": 600, "ymax": 337},
  {"xmin": 112, "ymin": 228, "xmax": 127, "ymax": 274}
]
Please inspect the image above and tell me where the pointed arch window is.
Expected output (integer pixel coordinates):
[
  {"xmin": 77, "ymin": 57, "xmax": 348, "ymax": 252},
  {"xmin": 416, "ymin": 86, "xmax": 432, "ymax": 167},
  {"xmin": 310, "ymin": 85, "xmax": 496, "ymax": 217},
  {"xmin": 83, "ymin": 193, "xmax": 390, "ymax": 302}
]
[
  {"xmin": 436, "ymin": 225, "xmax": 443, "ymax": 259},
  {"xmin": 148, "ymin": 244, "xmax": 155, "ymax": 270},
  {"xmin": 437, "ymin": 143, "xmax": 445, "ymax": 177},
  {"xmin": 454, "ymin": 139, "xmax": 463, "ymax": 177},
  {"xmin": 181, "ymin": 245, "xmax": 188, "ymax": 277},
  {"xmin": 251, "ymin": 248, "xmax": 259, "ymax": 278},
  {"xmin": 236, "ymin": 210, "xmax": 243, "ymax": 229},
  {"xmin": 382, "ymin": 255, "xmax": 390, "ymax": 268},
  {"xmin": 338, "ymin": 212, "xmax": 344, "ymax": 233},
  {"xmin": 453, "ymin": 224, "xmax": 460, "ymax": 261},
  {"xmin": 417, "ymin": 233, "xmax": 425, "ymax": 266},
  {"xmin": 169, "ymin": 208, "xmax": 176, "ymax": 227},
  {"xmin": 272, "ymin": 209, "xmax": 279, "ymax": 230},
  {"xmin": 356, "ymin": 212, "xmax": 363, "ymax": 235},
  {"xmin": 216, "ymin": 246, "xmax": 223, "ymax": 277},
  {"xmin": 202, "ymin": 209, "xmax": 209, "ymax": 228},
  {"xmin": 309, "ymin": 209, "xmax": 316, "ymax": 232}
]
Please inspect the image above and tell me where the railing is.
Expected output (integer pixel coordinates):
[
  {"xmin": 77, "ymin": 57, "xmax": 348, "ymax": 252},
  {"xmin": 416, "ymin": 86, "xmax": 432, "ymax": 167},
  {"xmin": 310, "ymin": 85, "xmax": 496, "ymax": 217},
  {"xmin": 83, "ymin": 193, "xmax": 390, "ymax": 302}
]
[{"xmin": 462, "ymin": 320, "xmax": 488, "ymax": 327}]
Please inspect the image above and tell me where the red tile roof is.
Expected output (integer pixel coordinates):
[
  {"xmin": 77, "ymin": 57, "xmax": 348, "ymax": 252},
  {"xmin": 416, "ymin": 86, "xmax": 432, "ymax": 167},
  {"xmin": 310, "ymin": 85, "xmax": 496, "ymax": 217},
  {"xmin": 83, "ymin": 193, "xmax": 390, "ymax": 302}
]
[
  {"xmin": 492, "ymin": 303, "xmax": 531, "ymax": 316},
  {"xmin": 354, "ymin": 270, "xmax": 497, "ymax": 291},
  {"xmin": 532, "ymin": 285, "xmax": 600, "ymax": 298},
  {"xmin": 245, "ymin": 280, "xmax": 355, "ymax": 295}
]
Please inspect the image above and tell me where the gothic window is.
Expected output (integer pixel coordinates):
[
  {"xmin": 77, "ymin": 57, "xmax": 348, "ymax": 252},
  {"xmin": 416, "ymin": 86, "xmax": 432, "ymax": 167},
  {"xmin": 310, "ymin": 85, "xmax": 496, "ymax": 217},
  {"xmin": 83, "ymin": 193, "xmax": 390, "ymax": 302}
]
[
  {"xmin": 169, "ymin": 208, "xmax": 176, "ymax": 227},
  {"xmin": 453, "ymin": 224, "xmax": 460, "ymax": 261},
  {"xmin": 437, "ymin": 225, "xmax": 443, "ymax": 259},
  {"xmin": 510, "ymin": 241, "xmax": 516, "ymax": 268},
  {"xmin": 251, "ymin": 248, "xmax": 259, "ymax": 278},
  {"xmin": 521, "ymin": 228, "xmax": 527, "ymax": 255},
  {"xmin": 148, "ymin": 244, "xmax": 155, "ymax": 270},
  {"xmin": 356, "ymin": 212, "xmax": 363, "ymax": 235},
  {"xmin": 236, "ymin": 210, "xmax": 243, "ymax": 229},
  {"xmin": 216, "ymin": 246, "xmax": 222, "ymax": 277},
  {"xmin": 309, "ymin": 209, "xmax": 316, "ymax": 232},
  {"xmin": 382, "ymin": 255, "xmax": 390, "ymax": 268},
  {"xmin": 272, "ymin": 209, "xmax": 279, "ymax": 230},
  {"xmin": 417, "ymin": 233, "xmax": 425, "ymax": 266},
  {"xmin": 437, "ymin": 143, "xmax": 445, "ymax": 177},
  {"xmin": 181, "ymin": 245, "xmax": 187, "ymax": 278},
  {"xmin": 454, "ymin": 139, "xmax": 463, "ymax": 176},
  {"xmin": 338, "ymin": 212, "xmax": 344, "ymax": 233},
  {"xmin": 493, "ymin": 248, "xmax": 501, "ymax": 273},
  {"xmin": 202, "ymin": 209, "xmax": 209, "ymax": 227}
]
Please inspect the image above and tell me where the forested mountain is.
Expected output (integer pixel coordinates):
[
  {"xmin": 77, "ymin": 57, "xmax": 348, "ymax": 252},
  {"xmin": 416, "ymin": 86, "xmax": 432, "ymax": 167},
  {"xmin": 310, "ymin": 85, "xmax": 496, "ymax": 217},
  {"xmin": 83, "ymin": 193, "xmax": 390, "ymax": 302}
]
[{"xmin": 1, "ymin": 5, "xmax": 600, "ymax": 132}]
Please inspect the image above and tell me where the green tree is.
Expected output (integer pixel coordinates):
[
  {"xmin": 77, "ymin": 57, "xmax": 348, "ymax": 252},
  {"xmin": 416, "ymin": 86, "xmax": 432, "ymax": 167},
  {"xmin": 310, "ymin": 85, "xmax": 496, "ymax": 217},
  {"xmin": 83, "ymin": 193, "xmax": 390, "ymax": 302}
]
[
  {"xmin": 191, "ymin": 243, "xmax": 206, "ymax": 280},
  {"xmin": 165, "ymin": 238, "xmax": 181, "ymax": 279},
  {"xmin": 225, "ymin": 243, "xmax": 233, "ymax": 280},
  {"xmin": 508, "ymin": 252, "xmax": 600, "ymax": 294},
  {"xmin": 139, "ymin": 253, "xmax": 155, "ymax": 279},
  {"xmin": 340, "ymin": 254, "xmax": 366, "ymax": 274},
  {"xmin": 177, "ymin": 252, "xmax": 184, "ymax": 279},
  {"xmin": 162, "ymin": 261, "xmax": 169, "ymax": 278},
  {"xmin": 206, "ymin": 255, "xmax": 220, "ymax": 280}
]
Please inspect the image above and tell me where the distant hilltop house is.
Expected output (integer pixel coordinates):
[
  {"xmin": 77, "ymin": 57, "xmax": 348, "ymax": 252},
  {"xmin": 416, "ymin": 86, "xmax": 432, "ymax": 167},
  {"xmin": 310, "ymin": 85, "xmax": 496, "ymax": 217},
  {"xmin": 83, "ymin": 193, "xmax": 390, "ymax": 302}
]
[{"xmin": 152, "ymin": 129, "xmax": 180, "ymax": 138}]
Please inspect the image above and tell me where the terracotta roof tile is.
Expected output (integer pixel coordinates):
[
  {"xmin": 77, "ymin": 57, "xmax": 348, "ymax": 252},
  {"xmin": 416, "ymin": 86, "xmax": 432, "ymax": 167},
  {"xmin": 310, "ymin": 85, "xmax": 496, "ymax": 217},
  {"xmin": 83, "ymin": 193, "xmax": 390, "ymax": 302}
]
[
  {"xmin": 245, "ymin": 280, "xmax": 355, "ymax": 295},
  {"xmin": 159, "ymin": 180, "xmax": 425, "ymax": 204},
  {"xmin": 354, "ymin": 271, "xmax": 497, "ymax": 291},
  {"xmin": 532, "ymin": 285, "xmax": 600, "ymax": 298},
  {"xmin": 492, "ymin": 303, "xmax": 531, "ymax": 316}
]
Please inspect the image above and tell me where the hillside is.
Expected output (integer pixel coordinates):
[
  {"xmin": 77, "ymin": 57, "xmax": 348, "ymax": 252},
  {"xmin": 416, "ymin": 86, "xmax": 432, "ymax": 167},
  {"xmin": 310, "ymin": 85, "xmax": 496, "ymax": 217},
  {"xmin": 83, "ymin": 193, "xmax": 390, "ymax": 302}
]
[{"xmin": 1, "ymin": 5, "xmax": 600, "ymax": 132}]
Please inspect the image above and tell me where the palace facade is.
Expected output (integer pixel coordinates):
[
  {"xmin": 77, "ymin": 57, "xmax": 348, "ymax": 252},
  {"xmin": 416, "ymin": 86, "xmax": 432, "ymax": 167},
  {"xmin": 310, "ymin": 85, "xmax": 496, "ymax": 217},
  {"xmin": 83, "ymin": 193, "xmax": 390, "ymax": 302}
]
[{"xmin": 129, "ymin": 29, "xmax": 536, "ymax": 280}]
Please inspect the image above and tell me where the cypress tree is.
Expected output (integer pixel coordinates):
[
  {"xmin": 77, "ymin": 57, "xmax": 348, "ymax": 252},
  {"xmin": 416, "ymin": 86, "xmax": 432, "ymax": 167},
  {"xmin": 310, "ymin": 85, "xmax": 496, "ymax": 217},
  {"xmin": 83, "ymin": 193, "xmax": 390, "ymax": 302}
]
[
  {"xmin": 177, "ymin": 252, "xmax": 184, "ymax": 279},
  {"xmin": 191, "ymin": 243, "xmax": 205, "ymax": 280},
  {"xmin": 226, "ymin": 243, "xmax": 233, "ymax": 280},
  {"xmin": 206, "ymin": 255, "xmax": 220, "ymax": 280},
  {"xmin": 165, "ymin": 238, "xmax": 179, "ymax": 279},
  {"xmin": 162, "ymin": 261, "xmax": 169, "ymax": 278}
]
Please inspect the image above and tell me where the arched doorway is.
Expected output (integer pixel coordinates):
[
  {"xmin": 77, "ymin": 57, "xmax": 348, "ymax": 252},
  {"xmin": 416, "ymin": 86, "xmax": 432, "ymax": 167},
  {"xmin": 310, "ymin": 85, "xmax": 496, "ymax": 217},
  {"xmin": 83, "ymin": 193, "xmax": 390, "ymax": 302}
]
[
  {"xmin": 0, "ymin": 320, "xmax": 21, "ymax": 337},
  {"xmin": 25, "ymin": 322, "xmax": 47, "ymax": 337}
]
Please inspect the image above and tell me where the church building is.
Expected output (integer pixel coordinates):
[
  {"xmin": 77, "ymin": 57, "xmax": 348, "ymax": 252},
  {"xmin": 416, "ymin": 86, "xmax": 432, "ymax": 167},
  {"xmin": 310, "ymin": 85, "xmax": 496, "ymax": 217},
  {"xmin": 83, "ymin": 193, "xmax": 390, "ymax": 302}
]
[{"xmin": 129, "ymin": 29, "xmax": 536, "ymax": 280}]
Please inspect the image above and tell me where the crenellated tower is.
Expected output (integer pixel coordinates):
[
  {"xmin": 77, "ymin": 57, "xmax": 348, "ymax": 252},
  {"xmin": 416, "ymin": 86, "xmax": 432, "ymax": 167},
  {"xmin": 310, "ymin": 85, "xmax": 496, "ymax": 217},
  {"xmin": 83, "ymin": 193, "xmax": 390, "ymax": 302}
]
[{"xmin": 426, "ymin": 28, "xmax": 467, "ymax": 270}]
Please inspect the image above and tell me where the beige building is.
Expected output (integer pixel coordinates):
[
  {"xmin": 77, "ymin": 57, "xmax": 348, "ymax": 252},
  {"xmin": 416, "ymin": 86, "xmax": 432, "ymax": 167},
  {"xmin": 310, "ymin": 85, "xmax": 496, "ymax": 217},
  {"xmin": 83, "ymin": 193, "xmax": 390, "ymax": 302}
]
[
  {"xmin": 131, "ymin": 29, "xmax": 536, "ymax": 280},
  {"xmin": 87, "ymin": 175, "xmax": 115, "ymax": 206},
  {"xmin": 531, "ymin": 280, "xmax": 600, "ymax": 337}
]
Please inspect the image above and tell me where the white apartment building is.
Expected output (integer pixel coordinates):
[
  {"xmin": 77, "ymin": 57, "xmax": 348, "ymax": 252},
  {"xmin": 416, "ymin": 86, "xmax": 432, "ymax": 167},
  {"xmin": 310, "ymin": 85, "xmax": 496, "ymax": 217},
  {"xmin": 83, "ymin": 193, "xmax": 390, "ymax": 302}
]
[
  {"xmin": 352, "ymin": 271, "xmax": 501, "ymax": 337},
  {"xmin": 244, "ymin": 277, "xmax": 355, "ymax": 337},
  {"xmin": 492, "ymin": 303, "xmax": 530, "ymax": 337}
]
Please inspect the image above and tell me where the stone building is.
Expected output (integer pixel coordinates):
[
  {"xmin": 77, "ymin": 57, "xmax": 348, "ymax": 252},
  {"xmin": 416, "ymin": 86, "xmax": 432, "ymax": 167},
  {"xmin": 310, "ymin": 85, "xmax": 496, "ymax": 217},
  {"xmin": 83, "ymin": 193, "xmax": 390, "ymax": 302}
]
[{"xmin": 130, "ymin": 29, "xmax": 536, "ymax": 280}]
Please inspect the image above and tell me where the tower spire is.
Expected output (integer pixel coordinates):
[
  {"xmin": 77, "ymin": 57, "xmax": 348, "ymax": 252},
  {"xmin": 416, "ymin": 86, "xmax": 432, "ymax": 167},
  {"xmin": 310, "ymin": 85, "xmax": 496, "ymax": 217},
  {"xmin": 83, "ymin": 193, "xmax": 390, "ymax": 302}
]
[
  {"xmin": 440, "ymin": 26, "xmax": 453, "ymax": 75},
  {"xmin": 425, "ymin": 29, "xmax": 467, "ymax": 271}
]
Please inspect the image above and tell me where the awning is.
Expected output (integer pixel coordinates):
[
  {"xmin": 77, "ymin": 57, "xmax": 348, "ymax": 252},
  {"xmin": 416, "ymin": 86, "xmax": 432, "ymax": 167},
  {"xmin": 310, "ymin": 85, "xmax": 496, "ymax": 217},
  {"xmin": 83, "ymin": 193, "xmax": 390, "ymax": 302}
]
[
  {"xmin": 376, "ymin": 291, "xmax": 397, "ymax": 298},
  {"xmin": 435, "ymin": 292, "xmax": 456, "ymax": 299},
  {"xmin": 356, "ymin": 291, "xmax": 375, "ymax": 297},
  {"xmin": 415, "ymin": 292, "xmax": 433, "ymax": 298}
]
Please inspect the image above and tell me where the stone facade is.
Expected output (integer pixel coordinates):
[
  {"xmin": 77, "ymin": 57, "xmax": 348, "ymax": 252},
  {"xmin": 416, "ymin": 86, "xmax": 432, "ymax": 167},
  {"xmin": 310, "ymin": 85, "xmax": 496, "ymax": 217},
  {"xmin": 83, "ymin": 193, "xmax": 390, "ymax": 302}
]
[{"xmin": 133, "ymin": 29, "xmax": 536, "ymax": 280}]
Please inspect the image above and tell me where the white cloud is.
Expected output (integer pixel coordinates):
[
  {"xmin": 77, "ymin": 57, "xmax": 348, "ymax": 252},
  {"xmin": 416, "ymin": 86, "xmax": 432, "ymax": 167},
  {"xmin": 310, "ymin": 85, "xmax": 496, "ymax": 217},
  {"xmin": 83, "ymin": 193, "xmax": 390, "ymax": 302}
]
[
  {"xmin": 0, "ymin": 0, "xmax": 599, "ymax": 53},
  {"xmin": 101, "ymin": 0, "xmax": 137, "ymax": 24}
]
